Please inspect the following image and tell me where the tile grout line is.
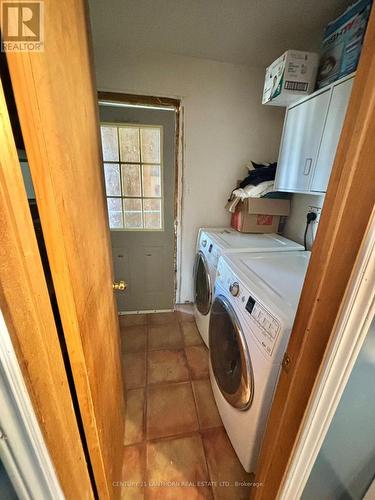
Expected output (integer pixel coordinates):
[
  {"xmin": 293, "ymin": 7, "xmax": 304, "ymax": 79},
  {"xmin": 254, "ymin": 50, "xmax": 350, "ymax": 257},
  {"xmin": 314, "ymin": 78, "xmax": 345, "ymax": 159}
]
[
  {"xmin": 124, "ymin": 312, "xmax": 217, "ymax": 498},
  {"xmin": 181, "ymin": 316, "xmax": 215, "ymax": 498}
]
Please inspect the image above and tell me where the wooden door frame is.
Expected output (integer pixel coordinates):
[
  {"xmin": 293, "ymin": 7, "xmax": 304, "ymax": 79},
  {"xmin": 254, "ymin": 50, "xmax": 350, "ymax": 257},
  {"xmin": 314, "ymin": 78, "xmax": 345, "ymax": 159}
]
[
  {"xmin": 280, "ymin": 211, "xmax": 375, "ymax": 498},
  {"xmin": 251, "ymin": 7, "xmax": 375, "ymax": 499},
  {"xmin": 0, "ymin": 79, "xmax": 93, "ymax": 499},
  {"xmin": 97, "ymin": 91, "xmax": 183, "ymax": 308}
]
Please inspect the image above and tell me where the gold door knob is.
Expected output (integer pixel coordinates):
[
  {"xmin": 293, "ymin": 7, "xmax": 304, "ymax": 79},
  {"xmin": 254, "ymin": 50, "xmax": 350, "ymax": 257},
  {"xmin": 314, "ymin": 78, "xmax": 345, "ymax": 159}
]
[{"xmin": 113, "ymin": 280, "xmax": 127, "ymax": 291}]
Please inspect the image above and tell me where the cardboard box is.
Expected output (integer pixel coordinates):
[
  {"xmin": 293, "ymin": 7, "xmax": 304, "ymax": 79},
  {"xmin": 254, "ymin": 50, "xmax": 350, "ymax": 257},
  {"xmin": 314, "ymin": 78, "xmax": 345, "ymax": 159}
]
[
  {"xmin": 316, "ymin": 0, "xmax": 372, "ymax": 89},
  {"xmin": 230, "ymin": 198, "xmax": 290, "ymax": 233},
  {"xmin": 262, "ymin": 50, "xmax": 319, "ymax": 107}
]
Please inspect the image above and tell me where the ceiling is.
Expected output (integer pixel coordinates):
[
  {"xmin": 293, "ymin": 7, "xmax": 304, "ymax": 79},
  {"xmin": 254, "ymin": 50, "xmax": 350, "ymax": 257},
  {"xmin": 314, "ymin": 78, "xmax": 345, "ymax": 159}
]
[{"xmin": 88, "ymin": 0, "xmax": 347, "ymax": 67}]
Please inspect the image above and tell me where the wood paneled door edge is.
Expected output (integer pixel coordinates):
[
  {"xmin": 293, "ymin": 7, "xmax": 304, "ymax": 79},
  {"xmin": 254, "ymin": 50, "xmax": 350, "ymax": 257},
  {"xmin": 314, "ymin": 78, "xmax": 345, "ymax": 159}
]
[
  {"xmin": 0, "ymin": 79, "xmax": 93, "ymax": 498},
  {"xmin": 251, "ymin": 7, "xmax": 375, "ymax": 499},
  {"xmin": 6, "ymin": 2, "xmax": 125, "ymax": 498}
]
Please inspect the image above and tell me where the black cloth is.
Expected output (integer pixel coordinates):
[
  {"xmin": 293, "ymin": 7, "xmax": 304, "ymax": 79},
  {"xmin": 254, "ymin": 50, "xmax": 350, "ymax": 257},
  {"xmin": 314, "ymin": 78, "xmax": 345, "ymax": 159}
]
[
  {"xmin": 227, "ymin": 162, "xmax": 277, "ymax": 202},
  {"xmin": 239, "ymin": 162, "xmax": 277, "ymax": 188}
]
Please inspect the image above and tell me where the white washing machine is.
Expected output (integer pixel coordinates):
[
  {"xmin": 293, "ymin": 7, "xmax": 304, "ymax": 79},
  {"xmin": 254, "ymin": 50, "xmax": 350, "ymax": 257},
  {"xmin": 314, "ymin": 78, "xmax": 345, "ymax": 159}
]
[
  {"xmin": 209, "ymin": 250, "xmax": 311, "ymax": 472},
  {"xmin": 193, "ymin": 228, "xmax": 304, "ymax": 346}
]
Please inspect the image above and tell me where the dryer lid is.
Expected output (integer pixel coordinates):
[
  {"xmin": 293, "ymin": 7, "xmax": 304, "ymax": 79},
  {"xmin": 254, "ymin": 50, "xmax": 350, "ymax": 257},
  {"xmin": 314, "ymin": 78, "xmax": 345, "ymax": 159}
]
[
  {"xmin": 208, "ymin": 229, "xmax": 304, "ymax": 252},
  {"xmin": 238, "ymin": 251, "xmax": 311, "ymax": 309}
]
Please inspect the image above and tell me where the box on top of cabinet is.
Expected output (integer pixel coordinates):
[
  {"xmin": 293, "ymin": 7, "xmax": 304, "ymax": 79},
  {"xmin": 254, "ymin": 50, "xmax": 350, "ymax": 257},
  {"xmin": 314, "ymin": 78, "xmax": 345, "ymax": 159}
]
[
  {"xmin": 316, "ymin": 0, "xmax": 371, "ymax": 89},
  {"xmin": 262, "ymin": 50, "xmax": 319, "ymax": 107}
]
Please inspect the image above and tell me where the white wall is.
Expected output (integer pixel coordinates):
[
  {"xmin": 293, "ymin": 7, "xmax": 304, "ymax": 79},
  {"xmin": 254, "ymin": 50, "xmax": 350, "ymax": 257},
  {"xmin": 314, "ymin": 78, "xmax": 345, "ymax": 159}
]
[
  {"xmin": 92, "ymin": 47, "xmax": 285, "ymax": 302},
  {"xmin": 302, "ymin": 318, "xmax": 375, "ymax": 500},
  {"xmin": 283, "ymin": 193, "xmax": 325, "ymax": 250}
]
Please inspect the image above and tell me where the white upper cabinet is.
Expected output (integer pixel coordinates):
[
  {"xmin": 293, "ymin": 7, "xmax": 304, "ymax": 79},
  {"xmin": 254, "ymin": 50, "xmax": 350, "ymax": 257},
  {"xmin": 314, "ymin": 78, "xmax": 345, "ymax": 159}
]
[
  {"xmin": 275, "ymin": 90, "xmax": 330, "ymax": 192},
  {"xmin": 311, "ymin": 78, "xmax": 354, "ymax": 192},
  {"xmin": 274, "ymin": 74, "xmax": 354, "ymax": 195}
]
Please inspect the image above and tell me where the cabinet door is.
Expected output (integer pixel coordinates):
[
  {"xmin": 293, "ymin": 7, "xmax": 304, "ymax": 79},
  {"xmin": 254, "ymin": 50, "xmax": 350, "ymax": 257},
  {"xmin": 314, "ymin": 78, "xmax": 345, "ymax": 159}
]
[
  {"xmin": 275, "ymin": 90, "xmax": 330, "ymax": 193},
  {"xmin": 311, "ymin": 78, "xmax": 354, "ymax": 192}
]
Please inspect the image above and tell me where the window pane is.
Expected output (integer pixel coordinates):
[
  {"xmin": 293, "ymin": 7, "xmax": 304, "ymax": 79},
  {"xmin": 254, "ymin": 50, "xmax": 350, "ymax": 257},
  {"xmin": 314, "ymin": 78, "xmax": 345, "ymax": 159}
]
[
  {"xmin": 143, "ymin": 199, "xmax": 162, "ymax": 229},
  {"xmin": 107, "ymin": 198, "xmax": 123, "ymax": 229},
  {"xmin": 142, "ymin": 164, "xmax": 161, "ymax": 197},
  {"xmin": 122, "ymin": 164, "xmax": 141, "ymax": 197},
  {"xmin": 140, "ymin": 127, "xmax": 160, "ymax": 163},
  {"xmin": 119, "ymin": 127, "xmax": 140, "ymax": 163},
  {"xmin": 101, "ymin": 126, "xmax": 119, "ymax": 161},
  {"xmin": 104, "ymin": 163, "xmax": 121, "ymax": 196},
  {"xmin": 123, "ymin": 198, "xmax": 143, "ymax": 229}
]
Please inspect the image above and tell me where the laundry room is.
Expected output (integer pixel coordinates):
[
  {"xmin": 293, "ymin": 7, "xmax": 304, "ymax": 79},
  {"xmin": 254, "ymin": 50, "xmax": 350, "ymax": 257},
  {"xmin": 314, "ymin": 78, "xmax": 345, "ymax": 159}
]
[
  {"xmin": 87, "ymin": 0, "xmax": 373, "ymax": 497},
  {"xmin": 1, "ymin": 1, "xmax": 374, "ymax": 499}
]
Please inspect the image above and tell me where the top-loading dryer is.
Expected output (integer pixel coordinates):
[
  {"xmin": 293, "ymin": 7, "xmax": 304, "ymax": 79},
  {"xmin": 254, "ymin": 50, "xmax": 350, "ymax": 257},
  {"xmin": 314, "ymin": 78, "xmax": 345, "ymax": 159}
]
[{"xmin": 193, "ymin": 228, "xmax": 304, "ymax": 346}]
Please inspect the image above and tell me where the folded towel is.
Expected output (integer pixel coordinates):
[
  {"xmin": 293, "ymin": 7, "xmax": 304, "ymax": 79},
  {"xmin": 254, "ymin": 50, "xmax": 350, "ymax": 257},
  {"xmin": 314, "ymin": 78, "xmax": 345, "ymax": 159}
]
[
  {"xmin": 226, "ymin": 181, "xmax": 275, "ymax": 213},
  {"xmin": 240, "ymin": 181, "xmax": 275, "ymax": 198}
]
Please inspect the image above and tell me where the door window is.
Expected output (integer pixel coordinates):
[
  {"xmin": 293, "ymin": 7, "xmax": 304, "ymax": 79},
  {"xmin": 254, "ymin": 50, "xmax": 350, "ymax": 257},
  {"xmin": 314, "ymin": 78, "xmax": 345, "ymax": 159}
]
[{"xmin": 100, "ymin": 124, "xmax": 163, "ymax": 231}]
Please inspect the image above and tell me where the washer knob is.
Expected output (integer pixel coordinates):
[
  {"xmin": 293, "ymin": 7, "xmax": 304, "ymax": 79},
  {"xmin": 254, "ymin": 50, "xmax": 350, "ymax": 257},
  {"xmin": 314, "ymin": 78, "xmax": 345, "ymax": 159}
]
[
  {"xmin": 202, "ymin": 240, "xmax": 207, "ymax": 247},
  {"xmin": 229, "ymin": 282, "xmax": 240, "ymax": 297}
]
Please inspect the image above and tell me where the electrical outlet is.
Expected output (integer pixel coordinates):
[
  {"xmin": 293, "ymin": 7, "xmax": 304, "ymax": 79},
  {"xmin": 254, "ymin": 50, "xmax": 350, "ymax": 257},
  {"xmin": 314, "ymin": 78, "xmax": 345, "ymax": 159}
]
[{"xmin": 308, "ymin": 206, "xmax": 322, "ymax": 224}]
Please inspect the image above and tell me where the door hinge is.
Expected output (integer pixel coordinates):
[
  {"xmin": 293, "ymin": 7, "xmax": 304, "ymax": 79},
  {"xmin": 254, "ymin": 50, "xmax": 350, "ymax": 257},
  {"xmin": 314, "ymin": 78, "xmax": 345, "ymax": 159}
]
[{"xmin": 282, "ymin": 352, "xmax": 292, "ymax": 373}]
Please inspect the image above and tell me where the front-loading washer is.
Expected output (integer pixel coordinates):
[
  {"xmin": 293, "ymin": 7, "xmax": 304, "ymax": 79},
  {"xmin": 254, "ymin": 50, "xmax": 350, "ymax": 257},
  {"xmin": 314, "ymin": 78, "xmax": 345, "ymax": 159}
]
[
  {"xmin": 209, "ymin": 250, "xmax": 310, "ymax": 472},
  {"xmin": 193, "ymin": 228, "xmax": 304, "ymax": 346}
]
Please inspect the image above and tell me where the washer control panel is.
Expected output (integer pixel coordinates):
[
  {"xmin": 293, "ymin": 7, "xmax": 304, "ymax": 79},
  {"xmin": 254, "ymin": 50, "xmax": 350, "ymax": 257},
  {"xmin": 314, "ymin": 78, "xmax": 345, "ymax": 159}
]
[{"xmin": 199, "ymin": 235, "xmax": 221, "ymax": 271}]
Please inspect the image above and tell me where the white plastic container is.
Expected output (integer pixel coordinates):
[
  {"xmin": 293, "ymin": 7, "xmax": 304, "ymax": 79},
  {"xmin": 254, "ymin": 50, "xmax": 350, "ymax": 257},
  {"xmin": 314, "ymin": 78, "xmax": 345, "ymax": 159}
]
[{"xmin": 262, "ymin": 50, "xmax": 319, "ymax": 107}]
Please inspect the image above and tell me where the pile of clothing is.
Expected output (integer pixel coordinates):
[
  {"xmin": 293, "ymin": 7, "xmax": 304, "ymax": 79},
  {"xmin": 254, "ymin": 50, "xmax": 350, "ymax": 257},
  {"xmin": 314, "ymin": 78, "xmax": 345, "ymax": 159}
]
[{"xmin": 226, "ymin": 161, "xmax": 277, "ymax": 213}]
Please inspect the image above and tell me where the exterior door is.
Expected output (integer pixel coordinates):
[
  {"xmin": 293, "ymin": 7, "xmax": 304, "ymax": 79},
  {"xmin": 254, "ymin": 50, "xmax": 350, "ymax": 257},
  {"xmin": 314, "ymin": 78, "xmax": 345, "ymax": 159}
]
[
  {"xmin": 99, "ymin": 103, "xmax": 176, "ymax": 312},
  {"xmin": 6, "ymin": 1, "xmax": 124, "ymax": 498}
]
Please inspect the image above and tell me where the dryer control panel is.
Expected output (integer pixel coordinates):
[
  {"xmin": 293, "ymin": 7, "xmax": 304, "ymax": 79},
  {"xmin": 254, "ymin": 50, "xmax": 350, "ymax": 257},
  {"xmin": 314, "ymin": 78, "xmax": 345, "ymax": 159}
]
[
  {"xmin": 217, "ymin": 257, "xmax": 281, "ymax": 357},
  {"xmin": 246, "ymin": 296, "xmax": 280, "ymax": 356}
]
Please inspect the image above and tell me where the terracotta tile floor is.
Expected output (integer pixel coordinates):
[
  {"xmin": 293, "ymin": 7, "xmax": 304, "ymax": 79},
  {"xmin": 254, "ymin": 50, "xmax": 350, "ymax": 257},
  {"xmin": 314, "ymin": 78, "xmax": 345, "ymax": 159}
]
[{"xmin": 119, "ymin": 308, "xmax": 254, "ymax": 499}]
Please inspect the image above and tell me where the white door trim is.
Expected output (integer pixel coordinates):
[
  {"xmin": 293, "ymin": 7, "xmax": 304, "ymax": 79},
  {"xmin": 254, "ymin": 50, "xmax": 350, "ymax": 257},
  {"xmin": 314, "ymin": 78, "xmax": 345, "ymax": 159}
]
[
  {"xmin": 279, "ymin": 211, "xmax": 375, "ymax": 500},
  {"xmin": 0, "ymin": 310, "xmax": 64, "ymax": 500}
]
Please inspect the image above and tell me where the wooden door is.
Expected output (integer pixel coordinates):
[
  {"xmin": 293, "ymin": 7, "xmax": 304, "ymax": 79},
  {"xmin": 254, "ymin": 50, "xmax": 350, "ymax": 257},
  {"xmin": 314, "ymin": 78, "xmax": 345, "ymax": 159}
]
[
  {"xmin": 0, "ymin": 79, "xmax": 93, "ymax": 498},
  {"xmin": 5, "ymin": 1, "xmax": 125, "ymax": 498}
]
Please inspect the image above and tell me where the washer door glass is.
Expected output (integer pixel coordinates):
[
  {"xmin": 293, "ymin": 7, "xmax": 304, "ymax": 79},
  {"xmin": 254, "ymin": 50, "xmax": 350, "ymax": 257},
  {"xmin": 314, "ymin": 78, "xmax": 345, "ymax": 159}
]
[
  {"xmin": 194, "ymin": 251, "xmax": 212, "ymax": 315},
  {"xmin": 209, "ymin": 295, "xmax": 253, "ymax": 410}
]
